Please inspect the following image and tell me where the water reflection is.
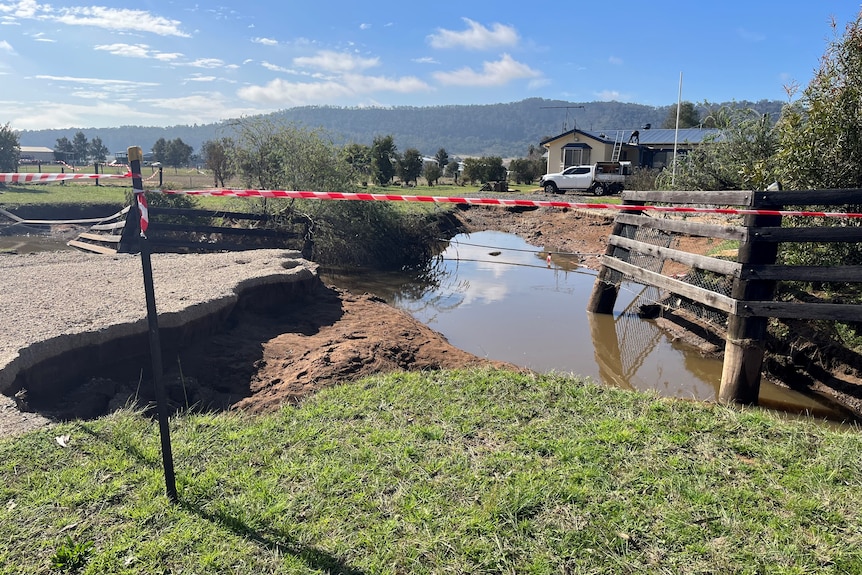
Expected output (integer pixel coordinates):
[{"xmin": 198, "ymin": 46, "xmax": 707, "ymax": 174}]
[{"xmin": 324, "ymin": 230, "xmax": 728, "ymax": 400}]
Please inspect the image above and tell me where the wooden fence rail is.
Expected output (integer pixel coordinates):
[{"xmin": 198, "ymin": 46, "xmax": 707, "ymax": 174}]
[{"xmin": 587, "ymin": 188, "xmax": 862, "ymax": 405}]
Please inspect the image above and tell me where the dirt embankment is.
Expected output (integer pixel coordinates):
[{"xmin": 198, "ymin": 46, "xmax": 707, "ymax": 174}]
[{"xmin": 454, "ymin": 204, "xmax": 615, "ymax": 270}]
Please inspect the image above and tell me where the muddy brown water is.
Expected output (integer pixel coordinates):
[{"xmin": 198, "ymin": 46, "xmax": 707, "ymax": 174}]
[
  {"xmin": 322, "ymin": 230, "xmax": 848, "ymax": 420},
  {"xmin": 0, "ymin": 231, "xmax": 77, "ymax": 254}
]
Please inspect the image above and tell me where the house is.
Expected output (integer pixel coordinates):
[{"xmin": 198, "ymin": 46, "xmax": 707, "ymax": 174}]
[
  {"xmin": 540, "ymin": 127, "xmax": 722, "ymax": 174},
  {"xmin": 18, "ymin": 146, "xmax": 55, "ymax": 164}
]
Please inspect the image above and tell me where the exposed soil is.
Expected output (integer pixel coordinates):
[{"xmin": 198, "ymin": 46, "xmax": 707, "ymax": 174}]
[
  {"xmin": 453, "ymin": 204, "xmax": 615, "ymax": 270},
  {"xmin": 3, "ymin": 202, "xmax": 862, "ymax": 435},
  {"xmin": 178, "ymin": 285, "xmax": 517, "ymax": 414}
]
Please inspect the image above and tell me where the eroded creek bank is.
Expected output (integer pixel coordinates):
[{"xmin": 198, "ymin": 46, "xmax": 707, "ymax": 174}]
[
  {"xmin": 0, "ymin": 239, "xmax": 512, "ymax": 436},
  {"xmin": 2, "ymin": 204, "xmax": 862, "ymax": 436}
]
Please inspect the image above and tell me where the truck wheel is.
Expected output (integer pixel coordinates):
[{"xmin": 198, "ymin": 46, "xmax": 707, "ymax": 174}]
[
  {"xmin": 593, "ymin": 184, "xmax": 606, "ymax": 196},
  {"xmin": 543, "ymin": 182, "xmax": 558, "ymax": 194}
]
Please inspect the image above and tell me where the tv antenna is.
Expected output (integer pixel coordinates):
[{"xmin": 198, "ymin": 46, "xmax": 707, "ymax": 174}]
[{"xmin": 541, "ymin": 105, "xmax": 585, "ymax": 131}]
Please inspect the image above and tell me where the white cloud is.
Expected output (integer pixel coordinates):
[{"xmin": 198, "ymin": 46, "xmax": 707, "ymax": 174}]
[
  {"xmin": 237, "ymin": 73, "xmax": 431, "ymax": 106},
  {"xmin": 342, "ymin": 73, "xmax": 430, "ymax": 93},
  {"xmin": 34, "ymin": 74, "xmax": 159, "ymax": 88},
  {"xmin": 141, "ymin": 92, "xmax": 270, "ymax": 121},
  {"xmin": 4, "ymin": 89, "xmax": 267, "ymax": 130},
  {"xmin": 252, "ymin": 37, "xmax": 278, "ymax": 46},
  {"xmin": 184, "ymin": 58, "xmax": 226, "ymax": 69},
  {"xmin": 53, "ymin": 6, "xmax": 189, "ymax": 37},
  {"xmin": 0, "ymin": 2, "xmax": 189, "ymax": 37},
  {"xmin": 428, "ymin": 18, "xmax": 519, "ymax": 50},
  {"xmin": 31, "ymin": 32, "xmax": 54, "ymax": 42},
  {"xmin": 293, "ymin": 50, "xmax": 379, "ymax": 73},
  {"xmin": 433, "ymin": 54, "xmax": 540, "ymax": 87},
  {"xmin": 4, "ymin": 0, "xmax": 39, "ymax": 19},
  {"xmin": 0, "ymin": 39, "xmax": 14, "ymax": 53},
  {"xmin": 609, "ymin": 56, "xmax": 623, "ymax": 65},
  {"xmin": 261, "ymin": 61, "xmax": 293, "ymax": 73},
  {"xmin": 95, "ymin": 43, "xmax": 150, "ymax": 58},
  {"xmin": 94, "ymin": 43, "xmax": 182, "ymax": 61},
  {"xmin": 154, "ymin": 52, "xmax": 182, "ymax": 62},
  {"xmin": 70, "ymin": 90, "xmax": 108, "ymax": 100},
  {"xmin": 413, "ymin": 56, "xmax": 438, "ymax": 65},
  {"xmin": 8, "ymin": 99, "xmax": 167, "ymax": 130},
  {"xmin": 594, "ymin": 90, "xmax": 632, "ymax": 102},
  {"xmin": 186, "ymin": 74, "xmax": 217, "ymax": 82},
  {"xmin": 359, "ymin": 23, "xmax": 370, "ymax": 30},
  {"xmin": 32, "ymin": 74, "xmax": 159, "ymax": 101},
  {"xmin": 238, "ymin": 79, "xmax": 353, "ymax": 105}
]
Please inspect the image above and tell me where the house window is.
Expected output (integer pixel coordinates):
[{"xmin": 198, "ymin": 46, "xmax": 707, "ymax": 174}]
[{"xmin": 562, "ymin": 147, "xmax": 590, "ymax": 167}]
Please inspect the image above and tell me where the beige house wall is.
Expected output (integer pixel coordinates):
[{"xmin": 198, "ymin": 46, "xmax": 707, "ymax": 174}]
[
  {"xmin": 544, "ymin": 132, "xmax": 637, "ymax": 174},
  {"xmin": 543, "ymin": 132, "xmax": 612, "ymax": 174}
]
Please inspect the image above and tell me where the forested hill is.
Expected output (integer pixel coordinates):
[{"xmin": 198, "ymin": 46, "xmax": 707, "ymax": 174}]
[{"xmin": 18, "ymin": 97, "xmax": 785, "ymax": 159}]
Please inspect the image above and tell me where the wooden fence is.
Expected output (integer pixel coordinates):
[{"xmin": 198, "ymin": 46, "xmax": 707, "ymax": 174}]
[
  {"xmin": 69, "ymin": 204, "xmax": 305, "ymax": 255},
  {"xmin": 587, "ymin": 188, "xmax": 862, "ymax": 405}
]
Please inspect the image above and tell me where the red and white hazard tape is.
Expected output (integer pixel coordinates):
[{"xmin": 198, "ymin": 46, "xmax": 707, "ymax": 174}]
[
  {"xmin": 0, "ymin": 172, "xmax": 133, "ymax": 183},
  {"xmin": 136, "ymin": 192, "xmax": 149, "ymax": 234},
  {"xmin": 4, "ymin": 173, "xmax": 862, "ymax": 219},
  {"xmin": 154, "ymin": 188, "xmax": 862, "ymax": 220}
]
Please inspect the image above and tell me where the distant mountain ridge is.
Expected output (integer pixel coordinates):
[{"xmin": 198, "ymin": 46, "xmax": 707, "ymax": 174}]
[{"xmin": 18, "ymin": 97, "xmax": 786, "ymax": 159}]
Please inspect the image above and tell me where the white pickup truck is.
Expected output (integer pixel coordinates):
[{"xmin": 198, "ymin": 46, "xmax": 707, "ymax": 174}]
[{"xmin": 540, "ymin": 161, "xmax": 632, "ymax": 195}]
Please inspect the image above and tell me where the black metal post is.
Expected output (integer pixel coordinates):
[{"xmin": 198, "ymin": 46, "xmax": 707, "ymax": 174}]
[{"xmin": 129, "ymin": 145, "xmax": 178, "ymax": 503}]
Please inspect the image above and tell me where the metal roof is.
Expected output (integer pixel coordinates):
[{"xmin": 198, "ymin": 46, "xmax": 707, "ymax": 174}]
[
  {"xmin": 541, "ymin": 127, "xmax": 724, "ymax": 147},
  {"xmin": 592, "ymin": 128, "xmax": 723, "ymax": 145}
]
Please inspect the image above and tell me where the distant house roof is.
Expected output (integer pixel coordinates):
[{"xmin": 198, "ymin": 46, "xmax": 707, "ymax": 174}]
[
  {"xmin": 20, "ymin": 146, "xmax": 54, "ymax": 154},
  {"xmin": 541, "ymin": 127, "xmax": 723, "ymax": 147}
]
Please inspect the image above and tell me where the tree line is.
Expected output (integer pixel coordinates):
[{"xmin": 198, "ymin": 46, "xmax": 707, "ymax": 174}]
[
  {"xmin": 51, "ymin": 132, "xmax": 110, "ymax": 164},
  {"xmin": 198, "ymin": 127, "xmax": 546, "ymax": 189},
  {"xmin": 52, "ymin": 132, "xmax": 195, "ymax": 169},
  {"xmin": 16, "ymin": 98, "xmax": 787, "ymax": 161}
]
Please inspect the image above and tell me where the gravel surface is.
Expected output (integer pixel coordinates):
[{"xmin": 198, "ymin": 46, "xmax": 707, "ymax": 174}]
[{"xmin": 0, "ymin": 249, "xmax": 316, "ymax": 435}]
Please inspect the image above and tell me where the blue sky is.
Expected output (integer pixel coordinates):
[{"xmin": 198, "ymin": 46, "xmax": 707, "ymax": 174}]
[{"xmin": 1, "ymin": 1, "xmax": 859, "ymax": 131}]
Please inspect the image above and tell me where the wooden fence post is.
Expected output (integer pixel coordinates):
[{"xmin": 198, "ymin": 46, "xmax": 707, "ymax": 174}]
[
  {"xmin": 129, "ymin": 146, "xmax": 178, "ymax": 503},
  {"xmin": 586, "ymin": 197, "xmax": 644, "ymax": 314},
  {"xmin": 718, "ymin": 193, "xmax": 781, "ymax": 404}
]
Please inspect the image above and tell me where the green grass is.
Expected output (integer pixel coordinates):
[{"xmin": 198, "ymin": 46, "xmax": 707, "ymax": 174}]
[
  {"xmin": 0, "ymin": 183, "xmax": 129, "ymax": 206},
  {"xmin": 1, "ymin": 368, "xmax": 860, "ymax": 574}
]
